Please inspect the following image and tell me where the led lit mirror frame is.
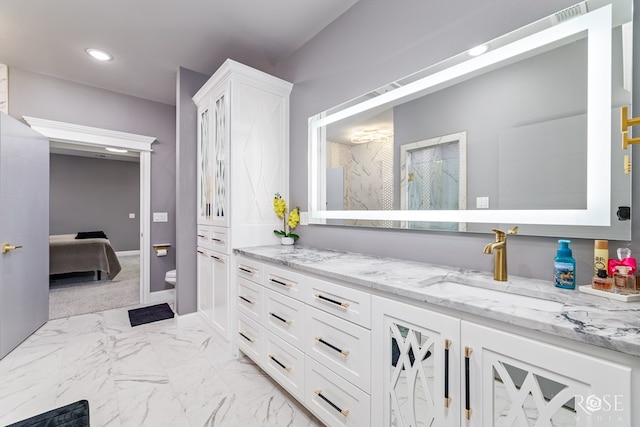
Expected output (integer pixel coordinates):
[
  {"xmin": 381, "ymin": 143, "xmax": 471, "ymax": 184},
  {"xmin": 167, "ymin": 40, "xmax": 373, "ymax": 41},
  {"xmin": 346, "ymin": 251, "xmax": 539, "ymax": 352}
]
[{"xmin": 309, "ymin": 3, "xmax": 624, "ymax": 232}]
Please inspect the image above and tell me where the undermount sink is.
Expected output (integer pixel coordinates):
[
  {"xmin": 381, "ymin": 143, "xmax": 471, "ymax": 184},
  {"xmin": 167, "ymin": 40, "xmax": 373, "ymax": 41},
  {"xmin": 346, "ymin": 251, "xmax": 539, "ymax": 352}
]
[{"xmin": 434, "ymin": 281, "xmax": 565, "ymax": 312}]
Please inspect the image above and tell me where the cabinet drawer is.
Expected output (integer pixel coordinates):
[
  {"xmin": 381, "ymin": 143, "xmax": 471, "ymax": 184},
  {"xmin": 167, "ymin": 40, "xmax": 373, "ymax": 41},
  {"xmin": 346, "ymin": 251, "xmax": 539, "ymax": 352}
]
[
  {"xmin": 210, "ymin": 226, "xmax": 229, "ymax": 253},
  {"xmin": 237, "ymin": 277, "xmax": 262, "ymax": 323},
  {"xmin": 235, "ymin": 257, "xmax": 263, "ymax": 284},
  {"xmin": 305, "ymin": 356, "xmax": 370, "ymax": 427},
  {"xmin": 264, "ymin": 289, "xmax": 306, "ymax": 351},
  {"xmin": 265, "ymin": 331, "xmax": 305, "ymax": 402},
  {"xmin": 306, "ymin": 277, "xmax": 371, "ymax": 329},
  {"xmin": 237, "ymin": 313, "xmax": 263, "ymax": 366},
  {"xmin": 306, "ymin": 307, "xmax": 371, "ymax": 393},
  {"xmin": 264, "ymin": 264, "xmax": 306, "ymax": 301},
  {"xmin": 197, "ymin": 225, "xmax": 211, "ymax": 249}
]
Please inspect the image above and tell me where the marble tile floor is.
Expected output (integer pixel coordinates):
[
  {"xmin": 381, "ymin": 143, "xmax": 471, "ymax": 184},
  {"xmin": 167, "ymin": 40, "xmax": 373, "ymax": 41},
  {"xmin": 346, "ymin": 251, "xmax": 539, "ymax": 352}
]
[{"xmin": 0, "ymin": 306, "xmax": 322, "ymax": 427}]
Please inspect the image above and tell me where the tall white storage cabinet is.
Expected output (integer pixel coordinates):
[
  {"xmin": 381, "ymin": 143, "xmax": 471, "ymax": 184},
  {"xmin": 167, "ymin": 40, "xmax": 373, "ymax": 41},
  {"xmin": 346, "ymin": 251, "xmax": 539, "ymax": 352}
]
[{"xmin": 193, "ymin": 59, "xmax": 292, "ymax": 340}]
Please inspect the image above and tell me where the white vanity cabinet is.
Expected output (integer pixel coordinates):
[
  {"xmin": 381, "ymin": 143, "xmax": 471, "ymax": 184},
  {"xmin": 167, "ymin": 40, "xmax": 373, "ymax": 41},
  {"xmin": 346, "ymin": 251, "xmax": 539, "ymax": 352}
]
[
  {"xmin": 194, "ymin": 59, "xmax": 292, "ymax": 340},
  {"xmin": 234, "ymin": 257, "xmax": 373, "ymax": 427},
  {"xmin": 372, "ymin": 296, "xmax": 461, "ymax": 427},
  {"xmin": 372, "ymin": 296, "xmax": 633, "ymax": 427},
  {"xmin": 463, "ymin": 322, "xmax": 631, "ymax": 427}
]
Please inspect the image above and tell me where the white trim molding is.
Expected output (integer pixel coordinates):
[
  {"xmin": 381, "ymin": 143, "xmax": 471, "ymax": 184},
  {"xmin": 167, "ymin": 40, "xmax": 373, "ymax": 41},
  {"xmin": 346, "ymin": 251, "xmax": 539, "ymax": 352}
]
[
  {"xmin": 115, "ymin": 250, "xmax": 141, "ymax": 257},
  {"xmin": 148, "ymin": 289, "xmax": 175, "ymax": 305},
  {"xmin": 23, "ymin": 116, "xmax": 156, "ymax": 306},
  {"xmin": 23, "ymin": 116, "xmax": 155, "ymax": 152}
]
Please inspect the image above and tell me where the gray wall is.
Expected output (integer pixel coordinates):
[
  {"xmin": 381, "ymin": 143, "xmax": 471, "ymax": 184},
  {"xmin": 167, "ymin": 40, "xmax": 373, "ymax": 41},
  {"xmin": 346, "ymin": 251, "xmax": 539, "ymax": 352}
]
[
  {"xmin": 176, "ymin": 67, "xmax": 209, "ymax": 315},
  {"xmin": 49, "ymin": 153, "xmax": 140, "ymax": 251},
  {"xmin": 274, "ymin": 0, "xmax": 639, "ymax": 287},
  {"xmin": 9, "ymin": 68, "xmax": 176, "ymax": 292}
]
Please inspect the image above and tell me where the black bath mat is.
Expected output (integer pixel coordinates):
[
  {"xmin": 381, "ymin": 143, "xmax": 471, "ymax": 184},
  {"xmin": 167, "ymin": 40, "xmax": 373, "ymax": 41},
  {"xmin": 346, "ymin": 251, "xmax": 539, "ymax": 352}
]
[
  {"xmin": 8, "ymin": 399, "xmax": 89, "ymax": 427},
  {"xmin": 128, "ymin": 303, "xmax": 174, "ymax": 327}
]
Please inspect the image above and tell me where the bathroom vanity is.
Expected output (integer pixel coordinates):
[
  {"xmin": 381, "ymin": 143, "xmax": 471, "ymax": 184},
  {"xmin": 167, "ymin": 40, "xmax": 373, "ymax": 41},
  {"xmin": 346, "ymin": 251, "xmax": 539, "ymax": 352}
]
[{"xmin": 234, "ymin": 245, "xmax": 640, "ymax": 427}]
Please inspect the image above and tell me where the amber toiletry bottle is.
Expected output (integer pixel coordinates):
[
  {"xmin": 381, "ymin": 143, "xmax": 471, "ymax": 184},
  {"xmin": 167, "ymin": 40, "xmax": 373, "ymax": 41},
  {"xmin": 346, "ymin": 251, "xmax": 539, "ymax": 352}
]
[{"xmin": 592, "ymin": 269, "xmax": 613, "ymax": 291}]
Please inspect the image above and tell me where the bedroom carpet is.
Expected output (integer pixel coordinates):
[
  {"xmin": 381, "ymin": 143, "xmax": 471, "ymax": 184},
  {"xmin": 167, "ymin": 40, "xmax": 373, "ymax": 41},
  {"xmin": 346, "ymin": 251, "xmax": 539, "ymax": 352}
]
[{"xmin": 49, "ymin": 255, "xmax": 139, "ymax": 320}]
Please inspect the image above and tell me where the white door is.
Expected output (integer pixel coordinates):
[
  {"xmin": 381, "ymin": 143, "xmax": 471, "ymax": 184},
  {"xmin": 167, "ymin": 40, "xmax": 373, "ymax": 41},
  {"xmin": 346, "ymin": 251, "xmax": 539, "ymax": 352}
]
[{"xmin": 0, "ymin": 113, "xmax": 49, "ymax": 359}]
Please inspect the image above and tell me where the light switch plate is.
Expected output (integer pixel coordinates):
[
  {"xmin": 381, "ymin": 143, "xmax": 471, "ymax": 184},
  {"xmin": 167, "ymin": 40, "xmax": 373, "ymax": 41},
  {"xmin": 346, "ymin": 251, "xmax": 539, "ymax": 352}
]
[
  {"xmin": 153, "ymin": 212, "xmax": 168, "ymax": 222},
  {"xmin": 129, "ymin": 213, "xmax": 136, "ymax": 219},
  {"xmin": 300, "ymin": 211, "xmax": 309, "ymax": 226},
  {"xmin": 476, "ymin": 197, "xmax": 489, "ymax": 209}
]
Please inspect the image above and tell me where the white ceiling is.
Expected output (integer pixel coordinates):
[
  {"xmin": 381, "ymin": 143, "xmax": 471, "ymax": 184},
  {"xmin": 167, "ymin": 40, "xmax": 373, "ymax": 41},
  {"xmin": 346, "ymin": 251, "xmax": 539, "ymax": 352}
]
[{"xmin": 0, "ymin": 0, "xmax": 359, "ymax": 106}]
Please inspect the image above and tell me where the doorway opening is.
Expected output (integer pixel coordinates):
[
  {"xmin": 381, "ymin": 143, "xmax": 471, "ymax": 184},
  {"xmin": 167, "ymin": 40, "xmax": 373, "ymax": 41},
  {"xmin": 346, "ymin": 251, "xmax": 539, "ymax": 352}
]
[{"xmin": 23, "ymin": 116, "xmax": 155, "ymax": 317}]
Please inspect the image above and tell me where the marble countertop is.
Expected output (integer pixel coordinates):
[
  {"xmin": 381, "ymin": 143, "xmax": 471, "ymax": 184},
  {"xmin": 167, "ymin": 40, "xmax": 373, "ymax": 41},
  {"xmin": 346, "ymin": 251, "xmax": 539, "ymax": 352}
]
[{"xmin": 234, "ymin": 245, "xmax": 640, "ymax": 358}]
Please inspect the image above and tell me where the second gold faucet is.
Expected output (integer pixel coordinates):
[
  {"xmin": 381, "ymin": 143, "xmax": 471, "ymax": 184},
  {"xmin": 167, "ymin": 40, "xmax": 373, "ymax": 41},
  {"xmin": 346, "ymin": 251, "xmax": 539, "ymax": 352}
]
[{"xmin": 483, "ymin": 226, "xmax": 518, "ymax": 281}]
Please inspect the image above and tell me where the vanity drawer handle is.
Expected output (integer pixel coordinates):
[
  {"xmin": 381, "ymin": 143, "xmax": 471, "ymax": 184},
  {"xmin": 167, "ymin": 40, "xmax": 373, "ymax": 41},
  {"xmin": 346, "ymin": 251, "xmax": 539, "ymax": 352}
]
[
  {"xmin": 197, "ymin": 250, "xmax": 205, "ymax": 255},
  {"xmin": 315, "ymin": 293, "xmax": 349, "ymax": 309},
  {"xmin": 239, "ymin": 296, "xmax": 255, "ymax": 305},
  {"xmin": 269, "ymin": 277, "xmax": 292, "ymax": 288},
  {"xmin": 444, "ymin": 339, "xmax": 451, "ymax": 408},
  {"xmin": 268, "ymin": 354, "xmax": 292, "ymax": 372},
  {"xmin": 238, "ymin": 266, "xmax": 256, "ymax": 275},
  {"xmin": 211, "ymin": 237, "xmax": 225, "ymax": 244},
  {"xmin": 314, "ymin": 389, "xmax": 349, "ymax": 417},
  {"xmin": 238, "ymin": 332, "xmax": 255, "ymax": 343},
  {"xmin": 315, "ymin": 336, "xmax": 349, "ymax": 356},
  {"xmin": 197, "ymin": 234, "xmax": 206, "ymax": 238},
  {"xmin": 269, "ymin": 312, "xmax": 292, "ymax": 325},
  {"xmin": 465, "ymin": 346, "xmax": 473, "ymax": 420}
]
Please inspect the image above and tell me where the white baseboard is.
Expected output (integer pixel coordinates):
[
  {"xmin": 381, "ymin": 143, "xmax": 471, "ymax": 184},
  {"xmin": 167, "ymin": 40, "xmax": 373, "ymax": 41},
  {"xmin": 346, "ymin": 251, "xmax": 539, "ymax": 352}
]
[
  {"xmin": 116, "ymin": 250, "xmax": 140, "ymax": 257},
  {"xmin": 149, "ymin": 289, "xmax": 174, "ymax": 304}
]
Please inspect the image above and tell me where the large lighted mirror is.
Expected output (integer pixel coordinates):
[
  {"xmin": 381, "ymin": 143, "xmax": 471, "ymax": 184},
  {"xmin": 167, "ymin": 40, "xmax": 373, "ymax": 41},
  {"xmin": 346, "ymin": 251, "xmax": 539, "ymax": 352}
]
[{"xmin": 308, "ymin": 0, "xmax": 632, "ymax": 239}]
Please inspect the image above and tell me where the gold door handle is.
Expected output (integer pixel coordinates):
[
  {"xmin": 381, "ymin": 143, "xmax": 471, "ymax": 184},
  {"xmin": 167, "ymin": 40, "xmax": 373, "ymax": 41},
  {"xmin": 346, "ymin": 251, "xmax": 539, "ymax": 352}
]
[{"xmin": 2, "ymin": 243, "xmax": 22, "ymax": 254}]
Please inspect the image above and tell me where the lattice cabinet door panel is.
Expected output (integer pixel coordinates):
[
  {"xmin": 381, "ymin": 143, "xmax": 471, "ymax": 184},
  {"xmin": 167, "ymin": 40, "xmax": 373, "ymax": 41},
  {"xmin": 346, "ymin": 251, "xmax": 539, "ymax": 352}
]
[
  {"xmin": 372, "ymin": 296, "xmax": 461, "ymax": 427},
  {"xmin": 462, "ymin": 322, "xmax": 631, "ymax": 427},
  {"xmin": 209, "ymin": 86, "xmax": 230, "ymax": 227},
  {"xmin": 196, "ymin": 102, "xmax": 212, "ymax": 224}
]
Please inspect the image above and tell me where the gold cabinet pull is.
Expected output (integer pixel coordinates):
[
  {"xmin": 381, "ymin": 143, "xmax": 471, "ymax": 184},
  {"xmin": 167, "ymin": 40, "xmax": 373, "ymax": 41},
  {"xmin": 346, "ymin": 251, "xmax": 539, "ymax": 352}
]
[
  {"xmin": 465, "ymin": 346, "xmax": 473, "ymax": 420},
  {"xmin": 239, "ymin": 296, "xmax": 255, "ymax": 305},
  {"xmin": 314, "ymin": 389, "xmax": 349, "ymax": 417},
  {"xmin": 268, "ymin": 354, "xmax": 292, "ymax": 372},
  {"xmin": 315, "ymin": 336, "xmax": 349, "ymax": 356},
  {"xmin": 314, "ymin": 293, "xmax": 349, "ymax": 308},
  {"xmin": 238, "ymin": 266, "xmax": 256, "ymax": 275},
  {"xmin": 268, "ymin": 276, "xmax": 292, "ymax": 288},
  {"xmin": 444, "ymin": 338, "xmax": 452, "ymax": 408},
  {"xmin": 2, "ymin": 243, "xmax": 22, "ymax": 254},
  {"xmin": 238, "ymin": 332, "xmax": 255, "ymax": 343},
  {"xmin": 269, "ymin": 312, "xmax": 292, "ymax": 325}
]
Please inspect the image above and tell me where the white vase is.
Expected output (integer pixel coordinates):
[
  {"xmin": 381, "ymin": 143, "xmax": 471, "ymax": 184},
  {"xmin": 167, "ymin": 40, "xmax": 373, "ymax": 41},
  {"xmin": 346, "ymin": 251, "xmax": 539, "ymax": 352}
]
[{"xmin": 281, "ymin": 237, "xmax": 294, "ymax": 246}]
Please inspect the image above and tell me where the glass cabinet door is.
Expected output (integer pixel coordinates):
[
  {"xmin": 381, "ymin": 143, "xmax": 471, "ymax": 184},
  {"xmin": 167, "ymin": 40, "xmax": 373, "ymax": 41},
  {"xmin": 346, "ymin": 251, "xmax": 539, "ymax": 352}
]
[
  {"xmin": 462, "ymin": 322, "xmax": 631, "ymax": 427},
  {"xmin": 197, "ymin": 104, "xmax": 211, "ymax": 223},
  {"xmin": 373, "ymin": 296, "xmax": 460, "ymax": 427},
  {"xmin": 211, "ymin": 93, "xmax": 228, "ymax": 225},
  {"xmin": 196, "ymin": 88, "xmax": 229, "ymax": 226}
]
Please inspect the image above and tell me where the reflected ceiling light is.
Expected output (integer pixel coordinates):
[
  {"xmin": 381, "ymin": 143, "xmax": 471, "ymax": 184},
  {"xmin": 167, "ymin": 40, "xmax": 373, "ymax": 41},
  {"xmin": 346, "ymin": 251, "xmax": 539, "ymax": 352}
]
[
  {"xmin": 350, "ymin": 129, "xmax": 393, "ymax": 144},
  {"xmin": 468, "ymin": 44, "xmax": 489, "ymax": 57},
  {"xmin": 86, "ymin": 48, "xmax": 113, "ymax": 61},
  {"xmin": 105, "ymin": 147, "xmax": 128, "ymax": 153}
]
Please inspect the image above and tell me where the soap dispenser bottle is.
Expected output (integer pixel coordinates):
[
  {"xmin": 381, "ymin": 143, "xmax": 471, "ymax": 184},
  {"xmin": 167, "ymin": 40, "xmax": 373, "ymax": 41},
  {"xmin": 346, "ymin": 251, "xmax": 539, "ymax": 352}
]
[{"xmin": 554, "ymin": 239, "xmax": 576, "ymax": 289}]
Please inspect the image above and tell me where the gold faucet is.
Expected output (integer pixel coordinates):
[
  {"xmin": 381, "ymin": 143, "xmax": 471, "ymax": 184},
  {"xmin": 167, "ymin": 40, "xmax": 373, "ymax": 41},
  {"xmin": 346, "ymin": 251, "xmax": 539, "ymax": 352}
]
[{"xmin": 483, "ymin": 226, "xmax": 518, "ymax": 281}]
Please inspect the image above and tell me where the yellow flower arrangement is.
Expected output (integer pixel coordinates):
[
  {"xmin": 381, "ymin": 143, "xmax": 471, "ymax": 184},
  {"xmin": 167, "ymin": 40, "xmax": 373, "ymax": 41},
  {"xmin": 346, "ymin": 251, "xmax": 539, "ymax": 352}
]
[{"xmin": 273, "ymin": 193, "xmax": 300, "ymax": 239}]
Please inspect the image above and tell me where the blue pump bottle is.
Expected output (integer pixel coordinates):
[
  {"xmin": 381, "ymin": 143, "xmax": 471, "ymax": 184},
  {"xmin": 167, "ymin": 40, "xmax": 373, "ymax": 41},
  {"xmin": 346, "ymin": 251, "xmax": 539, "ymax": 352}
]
[{"xmin": 554, "ymin": 239, "xmax": 576, "ymax": 289}]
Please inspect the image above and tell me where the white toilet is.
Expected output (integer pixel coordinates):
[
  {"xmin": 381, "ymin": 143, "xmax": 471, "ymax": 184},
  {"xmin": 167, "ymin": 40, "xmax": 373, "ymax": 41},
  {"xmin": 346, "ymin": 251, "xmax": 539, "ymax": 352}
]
[{"xmin": 165, "ymin": 269, "xmax": 176, "ymax": 287}]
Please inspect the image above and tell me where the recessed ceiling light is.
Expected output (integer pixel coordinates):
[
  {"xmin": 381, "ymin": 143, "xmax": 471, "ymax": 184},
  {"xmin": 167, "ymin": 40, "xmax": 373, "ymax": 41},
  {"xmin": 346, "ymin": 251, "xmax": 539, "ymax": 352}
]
[
  {"xmin": 468, "ymin": 44, "xmax": 489, "ymax": 57},
  {"xmin": 86, "ymin": 48, "xmax": 113, "ymax": 61},
  {"xmin": 105, "ymin": 147, "xmax": 127, "ymax": 153}
]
